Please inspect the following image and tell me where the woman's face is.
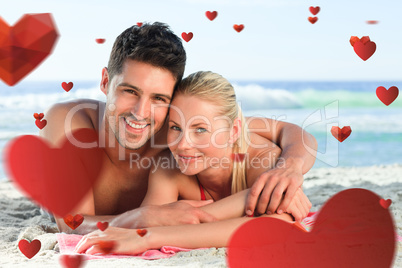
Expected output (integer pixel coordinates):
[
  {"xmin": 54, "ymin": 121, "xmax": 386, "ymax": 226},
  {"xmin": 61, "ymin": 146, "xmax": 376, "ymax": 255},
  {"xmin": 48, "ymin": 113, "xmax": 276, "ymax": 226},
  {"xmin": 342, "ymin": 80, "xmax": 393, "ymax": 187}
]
[{"xmin": 168, "ymin": 94, "xmax": 235, "ymax": 175}]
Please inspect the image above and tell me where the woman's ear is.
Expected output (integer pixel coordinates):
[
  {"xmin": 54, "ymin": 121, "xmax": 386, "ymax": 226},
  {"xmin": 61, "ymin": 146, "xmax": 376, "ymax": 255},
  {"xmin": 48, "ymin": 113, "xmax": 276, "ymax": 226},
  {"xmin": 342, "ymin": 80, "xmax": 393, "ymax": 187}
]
[
  {"xmin": 100, "ymin": 67, "xmax": 109, "ymax": 95},
  {"xmin": 229, "ymin": 117, "xmax": 241, "ymax": 145}
]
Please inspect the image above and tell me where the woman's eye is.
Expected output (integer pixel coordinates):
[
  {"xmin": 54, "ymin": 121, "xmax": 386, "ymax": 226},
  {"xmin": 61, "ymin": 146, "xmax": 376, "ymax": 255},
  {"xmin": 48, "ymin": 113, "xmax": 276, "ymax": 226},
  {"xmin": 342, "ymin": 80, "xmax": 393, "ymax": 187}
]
[
  {"xmin": 195, "ymin": 128, "xmax": 207, "ymax": 133},
  {"xmin": 170, "ymin": 126, "xmax": 181, "ymax": 131}
]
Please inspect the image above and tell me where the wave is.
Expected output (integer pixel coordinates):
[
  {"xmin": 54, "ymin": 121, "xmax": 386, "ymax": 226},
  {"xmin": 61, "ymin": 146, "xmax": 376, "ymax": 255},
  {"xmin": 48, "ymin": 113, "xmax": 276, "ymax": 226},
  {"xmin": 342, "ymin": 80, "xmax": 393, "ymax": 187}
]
[
  {"xmin": 1, "ymin": 81, "xmax": 400, "ymax": 111},
  {"xmin": 0, "ymin": 85, "xmax": 105, "ymax": 111},
  {"xmin": 233, "ymin": 83, "xmax": 402, "ymax": 109}
]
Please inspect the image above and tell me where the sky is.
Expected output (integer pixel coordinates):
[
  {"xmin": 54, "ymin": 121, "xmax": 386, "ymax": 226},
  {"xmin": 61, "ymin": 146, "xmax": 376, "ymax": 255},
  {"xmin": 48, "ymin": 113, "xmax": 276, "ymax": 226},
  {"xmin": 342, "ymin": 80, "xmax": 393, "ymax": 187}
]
[{"xmin": 1, "ymin": 0, "xmax": 402, "ymax": 82}]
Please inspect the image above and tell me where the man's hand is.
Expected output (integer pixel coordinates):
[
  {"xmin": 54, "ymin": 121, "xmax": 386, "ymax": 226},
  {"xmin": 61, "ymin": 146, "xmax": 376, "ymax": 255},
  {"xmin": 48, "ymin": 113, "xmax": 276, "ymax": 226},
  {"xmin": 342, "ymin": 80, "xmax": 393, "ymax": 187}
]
[
  {"xmin": 245, "ymin": 157, "xmax": 305, "ymax": 217},
  {"xmin": 111, "ymin": 200, "xmax": 217, "ymax": 229}
]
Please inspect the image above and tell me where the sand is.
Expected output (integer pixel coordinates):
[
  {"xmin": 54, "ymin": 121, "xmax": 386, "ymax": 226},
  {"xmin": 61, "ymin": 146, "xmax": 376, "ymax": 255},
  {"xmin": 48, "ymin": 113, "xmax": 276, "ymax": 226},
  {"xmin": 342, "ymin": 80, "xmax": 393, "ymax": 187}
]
[{"xmin": 0, "ymin": 164, "xmax": 401, "ymax": 267}]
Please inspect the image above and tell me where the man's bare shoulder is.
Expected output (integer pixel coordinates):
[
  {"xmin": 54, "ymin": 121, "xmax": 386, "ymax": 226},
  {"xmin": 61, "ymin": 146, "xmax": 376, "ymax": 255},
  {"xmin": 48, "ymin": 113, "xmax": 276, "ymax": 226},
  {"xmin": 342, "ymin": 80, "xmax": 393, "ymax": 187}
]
[
  {"xmin": 46, "ymin": 99, "xmax": 104, "ymax": 120},
  {"xmin": 40, "ymin": 99, "xmax": 105, "ymax": 146}
]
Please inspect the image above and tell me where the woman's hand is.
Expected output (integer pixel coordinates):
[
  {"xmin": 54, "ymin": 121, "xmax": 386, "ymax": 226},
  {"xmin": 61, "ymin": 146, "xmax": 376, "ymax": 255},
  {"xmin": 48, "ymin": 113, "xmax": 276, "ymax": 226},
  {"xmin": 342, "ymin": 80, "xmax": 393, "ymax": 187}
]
[
  {"xmin": 284, "ymin": 187, "xmax": 312, "ymax": 222},
  {"xmin": 74, "ymin": 227, "xmax": 150, "ymax": 255},
  {"xmin": 246, "ymin": 157, "xmax": 305, "ymax": 216}
]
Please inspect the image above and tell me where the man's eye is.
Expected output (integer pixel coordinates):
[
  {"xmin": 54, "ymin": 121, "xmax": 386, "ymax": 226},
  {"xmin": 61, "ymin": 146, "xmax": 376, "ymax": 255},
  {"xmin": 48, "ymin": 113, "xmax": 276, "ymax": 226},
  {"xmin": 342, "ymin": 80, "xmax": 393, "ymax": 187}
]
[
  {"xmin": 155, "ymin": 96, "xmax": 166, "ymax": 102},
  {"xmin": 124, "ymin": 89, "xmax": 137, "ymax": 95}
]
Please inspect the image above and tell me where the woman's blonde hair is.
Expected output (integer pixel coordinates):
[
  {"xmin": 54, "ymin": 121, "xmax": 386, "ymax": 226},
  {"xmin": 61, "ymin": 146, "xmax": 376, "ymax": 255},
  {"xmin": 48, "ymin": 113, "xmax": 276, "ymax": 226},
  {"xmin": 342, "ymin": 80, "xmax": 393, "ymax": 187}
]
[{"xmin": 175, "ymin": 71, "xmax": 249, "ymax": 194}]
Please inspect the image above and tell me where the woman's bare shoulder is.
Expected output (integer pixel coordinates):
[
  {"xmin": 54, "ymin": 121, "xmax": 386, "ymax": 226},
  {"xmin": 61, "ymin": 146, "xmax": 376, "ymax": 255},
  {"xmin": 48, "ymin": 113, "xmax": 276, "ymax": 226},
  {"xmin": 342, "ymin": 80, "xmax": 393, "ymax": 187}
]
[{"xmin": 150, "ymin": 150, "xmax": 200, "ymax": 200}]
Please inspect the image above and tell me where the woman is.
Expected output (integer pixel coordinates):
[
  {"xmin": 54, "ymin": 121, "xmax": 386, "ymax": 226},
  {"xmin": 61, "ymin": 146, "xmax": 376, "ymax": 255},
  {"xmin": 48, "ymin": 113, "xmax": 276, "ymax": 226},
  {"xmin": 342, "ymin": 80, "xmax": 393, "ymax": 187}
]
[{"xmin": 75, "ymin": 71, "xmax": 312, "ymax": 255}]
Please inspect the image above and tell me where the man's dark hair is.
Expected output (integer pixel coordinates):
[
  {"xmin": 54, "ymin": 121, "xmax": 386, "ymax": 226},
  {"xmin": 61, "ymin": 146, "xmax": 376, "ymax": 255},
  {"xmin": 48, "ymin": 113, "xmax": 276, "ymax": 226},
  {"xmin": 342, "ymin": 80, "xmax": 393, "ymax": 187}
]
[{"xmin": 107, "ymin": 22, "xmax": 186, "ymax": 86}]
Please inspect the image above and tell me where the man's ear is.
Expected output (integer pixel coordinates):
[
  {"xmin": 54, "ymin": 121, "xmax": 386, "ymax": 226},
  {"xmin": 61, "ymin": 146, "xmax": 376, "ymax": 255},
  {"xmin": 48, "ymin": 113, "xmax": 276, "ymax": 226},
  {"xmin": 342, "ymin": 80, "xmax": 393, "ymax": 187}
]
[
  {"xmin": 229, "ymin": 117, "xmax": 241, "ymax": 145},
  {"xmin": 100, "ymin": 67, "xmax": 109, "ymax": 95}
]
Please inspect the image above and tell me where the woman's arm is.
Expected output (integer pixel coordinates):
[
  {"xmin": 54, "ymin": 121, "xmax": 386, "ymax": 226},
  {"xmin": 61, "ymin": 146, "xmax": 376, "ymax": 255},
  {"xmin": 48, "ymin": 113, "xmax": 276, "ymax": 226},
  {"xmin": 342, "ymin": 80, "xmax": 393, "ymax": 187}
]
[
  {"xmin": 75, "ymin": 212, "xmax": 293, "ymax": 255},
  {"xmin": 200, "ymin": 190, "xmax": 248, "ymax": 220}
]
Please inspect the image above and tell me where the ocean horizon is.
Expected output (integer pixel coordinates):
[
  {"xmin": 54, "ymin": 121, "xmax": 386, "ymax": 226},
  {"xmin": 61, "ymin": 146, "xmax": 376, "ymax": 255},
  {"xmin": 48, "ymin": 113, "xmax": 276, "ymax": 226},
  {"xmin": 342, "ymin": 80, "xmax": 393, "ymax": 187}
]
[{"xmin": 1, "ymin": 80, "xmax": 401, "ymax": 181}]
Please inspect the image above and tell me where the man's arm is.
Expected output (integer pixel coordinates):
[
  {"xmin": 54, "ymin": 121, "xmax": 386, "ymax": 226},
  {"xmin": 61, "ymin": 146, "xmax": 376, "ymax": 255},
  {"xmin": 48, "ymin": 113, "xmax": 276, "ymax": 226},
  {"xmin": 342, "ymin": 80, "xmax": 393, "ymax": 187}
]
[
  {"xmin": 39, "ymin": 101, "xmax": 114, "ymax": 234},
  {"xmin": 76, "ymin": 209, "xmax": 293, "ymax": 255},
  {"xmin": 245, "ymin": 116, "xmax": 317, "ymax": 217}
]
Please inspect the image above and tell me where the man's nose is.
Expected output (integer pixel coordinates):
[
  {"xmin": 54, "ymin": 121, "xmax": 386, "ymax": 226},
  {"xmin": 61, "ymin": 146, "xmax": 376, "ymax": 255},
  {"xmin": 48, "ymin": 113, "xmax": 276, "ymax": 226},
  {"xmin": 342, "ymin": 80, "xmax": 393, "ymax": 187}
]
[{"xmin": 132, "ymin": 98, "xmax": 151, "ymax": 121}]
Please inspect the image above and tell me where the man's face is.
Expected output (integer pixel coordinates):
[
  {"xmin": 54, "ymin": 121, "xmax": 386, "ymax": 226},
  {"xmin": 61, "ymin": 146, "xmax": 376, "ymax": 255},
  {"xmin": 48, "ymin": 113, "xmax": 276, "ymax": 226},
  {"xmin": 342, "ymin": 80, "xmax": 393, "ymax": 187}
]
[{"xmin": 103, "ymin": 60, "xmax": 176, "ymax": 150}]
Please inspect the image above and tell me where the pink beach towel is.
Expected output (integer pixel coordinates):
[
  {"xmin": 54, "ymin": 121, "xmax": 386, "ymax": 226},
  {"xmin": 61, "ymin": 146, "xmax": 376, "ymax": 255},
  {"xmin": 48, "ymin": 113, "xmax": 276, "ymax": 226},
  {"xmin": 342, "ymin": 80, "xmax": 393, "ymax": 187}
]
[
  {"xmin": 57, "ymin": 212, "xmax": 402, "ymax": 260},
  {"xmin": 56, "ymin": 233, "xmax": 193, "ymax": 260}
]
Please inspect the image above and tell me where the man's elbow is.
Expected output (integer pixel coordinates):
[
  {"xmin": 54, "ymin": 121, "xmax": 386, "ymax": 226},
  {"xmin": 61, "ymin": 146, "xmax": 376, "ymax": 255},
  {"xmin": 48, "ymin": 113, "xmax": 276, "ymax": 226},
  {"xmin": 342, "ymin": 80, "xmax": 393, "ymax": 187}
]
[
  {"xmin": 309, "ymin": 133, "xmax": 318, "ymax": 151},
  {"xmin": 56, "ymin": 219, "xmax": 72, "ymax": 234},
  {"xmin": 55, "ymin": 217, "xmax": 82, "ymax": 234},
  {"xmin": 303, "ymin": 130, "xmax": 318, "ymax": 151}
]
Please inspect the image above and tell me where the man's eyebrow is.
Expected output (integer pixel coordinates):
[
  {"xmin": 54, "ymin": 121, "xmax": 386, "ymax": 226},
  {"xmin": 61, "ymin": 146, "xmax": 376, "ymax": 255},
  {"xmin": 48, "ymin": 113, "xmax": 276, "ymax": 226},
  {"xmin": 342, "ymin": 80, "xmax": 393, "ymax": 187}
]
[{"xmin": 117, "ymin": 83, "xmax": 143, "ymax": 94}]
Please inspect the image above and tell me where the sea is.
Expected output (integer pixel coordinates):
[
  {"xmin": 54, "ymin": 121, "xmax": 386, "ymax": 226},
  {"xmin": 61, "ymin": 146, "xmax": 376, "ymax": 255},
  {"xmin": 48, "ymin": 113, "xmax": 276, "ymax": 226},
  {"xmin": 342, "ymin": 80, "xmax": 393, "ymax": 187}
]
[{"xmin": 1, "ymin": 80, "xmax": 401, "ymax": 181}]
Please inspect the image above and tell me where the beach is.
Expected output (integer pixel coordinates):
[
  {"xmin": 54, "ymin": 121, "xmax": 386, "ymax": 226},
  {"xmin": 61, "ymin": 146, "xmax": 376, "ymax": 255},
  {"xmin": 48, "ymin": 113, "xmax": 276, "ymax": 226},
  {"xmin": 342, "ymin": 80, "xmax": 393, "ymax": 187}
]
[
  {"xmin": 0, "ymin": 164, "xmax": 401, "ymax": 267},
  {"xmin": 0, "ymin": 80, "xmax": 401, "ymax": 266}
]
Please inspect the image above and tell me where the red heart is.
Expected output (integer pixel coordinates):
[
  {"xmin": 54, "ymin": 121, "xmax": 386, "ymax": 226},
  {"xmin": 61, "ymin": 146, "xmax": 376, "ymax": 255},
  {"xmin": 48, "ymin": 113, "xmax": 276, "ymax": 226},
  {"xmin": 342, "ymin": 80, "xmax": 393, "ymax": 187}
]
[
  {"xmin": 231, "ymin": 153, "xmax": 246, "ymax": 162},
  {"xmin": 309, "ymin": 6, "xmax": 320, "ymax": 15},
  {"xmin": 360, "ymin": 36, "xmax": 371, "ymax": 44},
  {"xmin": 380, "ymin": 199, "xmax": 392, "ymax": 209},
  {"xmin": 4, "ymin": 128, "xmax": 104, "ymax": 217},
  {"xmin": 97, "ymin": 240, "xmax": 116, "ymax": 254},
  {"xmin": 349, "ymin": 36, "xmax": 359, "ymax": 47},
  {"xmin": 33, "ymin": 113, "xmax": 44, "ymax": 120},
  {"xmin": 64, "ymin": 214, "xmax": 84, "ymax": 230},
  {"xmin": 181, "ymin": 32, "xmax": 193, "ymax": 42},
  {"xmin": 227, "ymin": 189, "xmax": 396, "ymax": 268},
  {"xmin": 95, "ymin": 38, "xmax": 105, "ymax": 44},
  {"xmin": 35, "ymin": 119, "xmax": 47, "ymax": 129},
  {"xmin": 97, "ymin": 221, "xmax": 109, "ymax": 231},
  {"xmin": 205, "ymin": 11, "xmax": 218, "ymax": 21},
  {"xmin": 233, "ymin": 24, "xmax": 244, "ymax": 33},
  {"xmin": 0, "ymin": 13, "xmax": 59, "ymax": 86},
  {"xmin": 350, "ymin": 36, "xmax": 371, "ymax": 47},
  {"xmin": 18, "ymin": 239, "xmax": 41, "ymax": 259},
  {"xmin": 353, "ymin": 40, "xmax": 376, "ymax": 61},
  {"xmin": 308, "ymin": 17, "xmax": 318, "ymax": 24},
  {"xmin": 62, "ymin": 82, "xmax": 74, "ymax": 92},
  {"xmin": 59, "ymin": 254, "xmax": 85, "ymax": 268},
  {"xmin": 331, "ymin": 126, "xmax": 351, "ymax": 142},
  {"xmin": 136, "ymin": 229, "xmax": 148, "ymax": 237},
  {"xmin": 376, "ymin": 86, "xmax": 399, "ymax": 106},
  {"xmin": 137, "ymin": 22, "xmax": 143, "ymax": 27}
]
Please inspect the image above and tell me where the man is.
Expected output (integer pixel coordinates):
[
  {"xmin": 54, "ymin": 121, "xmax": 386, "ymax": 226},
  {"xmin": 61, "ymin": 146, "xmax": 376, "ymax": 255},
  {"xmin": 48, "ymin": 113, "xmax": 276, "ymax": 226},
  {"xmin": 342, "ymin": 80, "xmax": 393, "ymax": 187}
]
[{"xmin": 40, "ymin": 22, "xmax": 316, "ymax": 234}]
